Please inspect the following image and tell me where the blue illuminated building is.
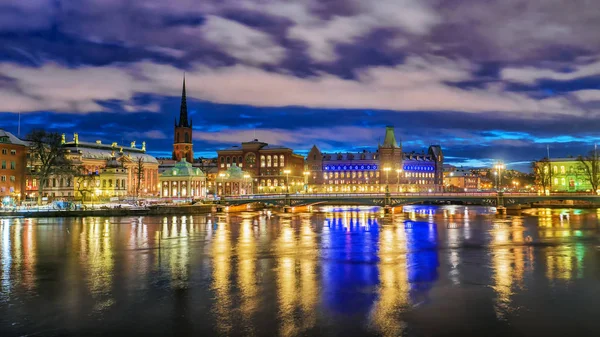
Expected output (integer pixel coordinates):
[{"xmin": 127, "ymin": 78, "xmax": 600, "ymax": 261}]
[{"xmin": 306, "ymin": 126, "xmax": 444, "ymax": 193}]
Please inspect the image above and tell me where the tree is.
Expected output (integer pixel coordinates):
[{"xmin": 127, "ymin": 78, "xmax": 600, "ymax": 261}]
[
  {"xmin": 577, "ymin": 148, "xmax": 600, "ymax": 194},
  {"xmin": 75, "ymin": 167, "xmax": 98, "ymax": 203},
  {"xmin": 532, "ymin": 158, "xmax": 552, "ymax": 194},
  {"xmin": 26, "ymin": 130, "xmax": 75, "ymax": 205},
  {"xmin": 134, "ymin": 157, "xmax": 145, "ymax": 198}
]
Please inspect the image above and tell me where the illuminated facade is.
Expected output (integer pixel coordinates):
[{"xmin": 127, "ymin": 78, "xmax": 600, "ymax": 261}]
[
  {"xmin": 0, "ymin": 130, "xmax": 27, "ymax": 202},
  {"xmin": 443, "ymin": 168, "xmax": 480, "ymax": 192},
  {"xmin": 215, "ymin": 165, "xmax": 253, "ymax": 196},
  {"xmin": 159, "ymin": 159, "xmax": 207, "ymax": 198},
  {"xmin": 30, "ymin": 134, "xmax": 159, "ymax": 200},
  {"xmin": 535, "ymin": 158, "xmax": 595, "ymax": 193},
  {"xmin": 306, "ymin": 126, "xmax": 444, "ymax": 193},
  {"xmin": 216, "ymin": 139, "xmax": 305, "ymax": 194}
]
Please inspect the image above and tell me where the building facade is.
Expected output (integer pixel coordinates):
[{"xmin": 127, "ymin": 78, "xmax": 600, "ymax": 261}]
[
  {"xmin": 306, "ymin": 126, "xmax": 444, "ymax": 193},
  {"xmin": 160, "ymin": 159, "xmax": 207, "ymax": 198},
  {"xmin": 28, "ymin": 134, "xmax": 159, "ymax": 201},
  {"xmin": 216, "ymin": 139, "xmax": 305, "ymax": 194},
  {"xmin": 216, "ymin": 165, "xmax": 253, "ymax": 196},
  {"xmin": 0, "ymin": 130, "xmax": 28, "ymax": 202},
  {"xmin": 172, "ymin": 77, "xmax": 194, "ymax": 163},
  {"xmin": 443, "ymin": 168, "xmax": 480, "ymax": 192},
  {"xmin": 535, "ymin": 157, "xmax": 595, "ymax": 193}
]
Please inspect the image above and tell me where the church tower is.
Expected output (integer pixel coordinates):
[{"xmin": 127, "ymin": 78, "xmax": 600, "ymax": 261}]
[{"xmin": 173, "ymin": 76, "xmax": 194, "ymax": 163}]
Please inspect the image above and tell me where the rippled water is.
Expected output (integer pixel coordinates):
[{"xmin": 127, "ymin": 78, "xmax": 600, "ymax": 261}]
[{"xmin": 1, "ymin": 205, "xmax": 600, "ymax": 336}]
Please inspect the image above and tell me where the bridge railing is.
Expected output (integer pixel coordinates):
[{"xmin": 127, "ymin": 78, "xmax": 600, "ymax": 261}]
[{"xmin": 220, "ymin": 192, "xmax": 599, "ymax": 200}]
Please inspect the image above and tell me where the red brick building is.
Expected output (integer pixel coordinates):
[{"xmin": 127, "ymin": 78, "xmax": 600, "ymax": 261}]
[
  {"xmin": 0, "ymin": 130, "xmax": 28, "ymax": 202},
  {"xmin": 217, "ymin": 140, "xmax": 305, "ymax": 194},
  {"xmin": 172, "ymin": 76, "xmax": 194, "ymax": 163}
]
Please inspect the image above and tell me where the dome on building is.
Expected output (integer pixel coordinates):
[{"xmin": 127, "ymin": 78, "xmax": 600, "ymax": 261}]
[{"xmin": 162, "ymin": 158, "xmax": 205, "ymax": 177}]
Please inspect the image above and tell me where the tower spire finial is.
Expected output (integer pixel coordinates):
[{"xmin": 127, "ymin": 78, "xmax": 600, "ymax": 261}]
[{"xmin": 178, "ymin": 73, "xmax": 189, "ymax": 127}]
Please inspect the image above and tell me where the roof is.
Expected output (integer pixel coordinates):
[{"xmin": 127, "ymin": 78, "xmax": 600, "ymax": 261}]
[
  {"xmin": 0, "ymin": 129, "xmax": 28, "ymax": 146},
  {"xmin": 322, "ymin": 151, "xmax": 379, "ymax": 161},
  {"xmin": 161, "ymin": 159, "xmax": 205, "ymax": 177},
  {"xmin": 381, "ymin": 126, "xmax": 399, "ymax": 148},
  {"xmin": 221, "ymin": 164, "xmax": 251, "ymax": 180},
  {"xmin": 64, "ymin": 145, "xmax": 158, "ymax": 164}
]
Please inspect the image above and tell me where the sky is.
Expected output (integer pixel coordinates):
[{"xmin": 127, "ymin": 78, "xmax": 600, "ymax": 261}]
[{"xmin": 1, "ymin": 0, "xmax": 600, "ymax": 171}]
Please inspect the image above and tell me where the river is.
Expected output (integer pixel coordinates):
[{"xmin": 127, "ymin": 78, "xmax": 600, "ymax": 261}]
[{"xmin": 1, "ymin": 205, "xmax": 600, "ymax": 336}]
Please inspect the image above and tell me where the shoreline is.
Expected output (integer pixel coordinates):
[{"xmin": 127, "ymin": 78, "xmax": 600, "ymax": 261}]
[{"xmin": 0, "ymin": 204, "xmax": 214, "ymax": 218}]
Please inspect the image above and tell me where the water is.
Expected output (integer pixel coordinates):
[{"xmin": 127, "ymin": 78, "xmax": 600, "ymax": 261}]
[{"xmin": 1, "ymin": 205, "xmax": 600, "ymax": 337}]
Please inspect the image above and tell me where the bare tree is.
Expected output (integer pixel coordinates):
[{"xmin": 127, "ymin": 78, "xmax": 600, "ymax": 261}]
[
  {"xmin": 134, "ymin": 157, "xmax": 145, "ymax": 199},
  {"xmin": 26, "ymin": 130, "xmax": 75, "ymax": 205},
  {"xmin": 578, "ymin": 148, "xmax": 600, "ymax": 193},
  {"xmin": 532, "ymin": 158, "xmax": 552, "ymax": 194},
  {"xmin": 75, "ymin": 167, "xmax": 97, "ymax": 203}
]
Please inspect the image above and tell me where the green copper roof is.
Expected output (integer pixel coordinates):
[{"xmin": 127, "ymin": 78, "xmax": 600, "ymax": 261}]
[
  {"xmin": 222, "ymin": 164, "xmax": 251, "ymax": 180},
  {"xmin": 161, "ymin": 158, "xmax": 205, "ymax": 177},
  {"xmin": 382, "ymin": 125, "xmax": 399, "ymax": 148}
]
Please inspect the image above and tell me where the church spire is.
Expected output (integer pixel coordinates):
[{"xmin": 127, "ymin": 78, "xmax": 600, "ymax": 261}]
[{"xmin": 178, "ymin": 74, "xmax": 190, "ymax": 127}]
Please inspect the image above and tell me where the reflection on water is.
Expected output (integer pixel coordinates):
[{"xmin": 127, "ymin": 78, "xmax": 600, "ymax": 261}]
[{"xmin": 1, "ymin": 206, "xmax": 600, "ymax": 336}]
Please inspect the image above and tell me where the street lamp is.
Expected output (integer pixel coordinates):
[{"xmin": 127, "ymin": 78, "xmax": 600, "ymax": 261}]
[
  {"xmin": 396, "ymin": 168, "xmax": 403, "ymax": 192},
  {"xmin": 494, "ymin": 161, "xmax": 505, "ymax": 191},
  {"xmin": 303, "ymin": 171, "xmax": 310, "ymax": 193},
  {"xmin": 283, "ymin": 169, "xmax": 291, "ymax": 194},
  {"xmin": 383, "ymin": 167, "xmax": 391, "ymax": 193},
  {"xmin": 243, "ymin": 174, "xmax": 250, "ymax": 195},
  {"xmin": 218, "ymin": 173, "xmax": 226, "ymax": 197}
]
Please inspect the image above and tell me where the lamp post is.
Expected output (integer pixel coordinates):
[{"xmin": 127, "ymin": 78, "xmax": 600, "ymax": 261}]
[
  {"xmin": 494, "ymin": 161, "xmax": 505, "ymax": 191},
  {"xmin": 283, "ymin": 169, "xmax": 291, "ymax": 194},
  {"xmin": 303, "ymin": 171, "xmax": 310, "ymax": 193},
  {"xmin": 383, "ymin": 167, "xmax": 391, "ymax": 193},
  {"xmin": 218, "ymin": 173, "xmax": 226, "ymax": 197},
  {"xmin": 243, "ymin": 174, "xmax": 250, "ymax": 195},
  {"xmin": 396, "ymin": 168, "xmax": 403, "ymax": 193}
]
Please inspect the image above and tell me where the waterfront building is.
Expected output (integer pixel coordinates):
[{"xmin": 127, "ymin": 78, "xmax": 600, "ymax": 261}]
[
  {"xmin": 172, "ymin": 76, "xmax": 194, "ymax": 163},
  {"xmin": 215, "ymin": 165, "xmax": 253, "ymax": 196},
  {"xmin": 159, "ymin": 158, "xmax": 207, "ymax": 198},
  {"xmin": 306, "ymin": 126, "xmax": 444, "ymax": 193},
  {"xmin": 29, "ymin": 134, "xmax": 159, "ymax": 201},
  {"xmin": 534, "ymin": 157, "xmax": 595, "ymax": 193},
  {"xmin": 443, "ymin": 169, "xmax": 480, "ymax": 192},
  {"xmin": 216, "ymin": 139, "xmax": 304, "ymax": 194},
  {"xmin": 0, "ymin": 130, "xmax": 27, "ymax": 202}
]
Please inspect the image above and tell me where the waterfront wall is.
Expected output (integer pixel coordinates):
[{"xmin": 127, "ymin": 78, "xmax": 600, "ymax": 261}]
[{"xmin": 0, "ymin": 204, "xmax": 214, "ymax": 218}]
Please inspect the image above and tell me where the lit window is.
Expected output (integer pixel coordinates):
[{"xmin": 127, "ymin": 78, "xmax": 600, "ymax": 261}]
[
  {"xmin": 267, "ymin": 155, "xmax": 272, "ymax": 167},
  {"xmin": 561, "ymin": 177, "xmax": 566, "ymax": 185},
  {"xmin": 553, "ymin": 178, "xmax": 558, "ymax": 185},
  {"xmin": 560, "ymin": 166, "xmax": 565, "ymax": 174},
  {"xmin": 273, "ymin": 155, "xmax": 278, "ymax": 167},
  {"xmin": 280, "ymin": 155, "xmax": 285, "ymax": 167}
]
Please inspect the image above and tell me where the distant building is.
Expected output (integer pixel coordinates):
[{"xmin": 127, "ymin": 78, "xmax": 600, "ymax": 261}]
[
  {"xmin": 306, "ymin": 126, "xmax": 444, "ymax": 193},
  {"xmin": 0, "ymin": 129, "xmax": 28, "ymax": 202},
  {"xmin": 159, "ymin": 159, "xmax": 207, "ymax": 198},
  {"xmin": 444, "ymin": 169, "xmax": 480, "ymax": 192},
  {"xmin": 215, "ymin": 165, "xmax": 253, "ymax": 196},
  {"xmin": 216, "ymin": 139, "xmax": 305, "ymax": 194}
]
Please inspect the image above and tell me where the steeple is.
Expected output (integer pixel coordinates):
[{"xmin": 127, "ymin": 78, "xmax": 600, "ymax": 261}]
[
  {"xmin": 382, "ymin": 125, "xmax": 398, "ymax": 148},
  {"xmin": 177, "ymin": 74, "xmax": 190, "ymax": 127}
]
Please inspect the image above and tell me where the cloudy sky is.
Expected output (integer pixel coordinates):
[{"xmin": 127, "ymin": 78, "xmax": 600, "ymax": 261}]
[{"xmin": 1, "ymin": 0, "xmax": 600, "ymax": 170}]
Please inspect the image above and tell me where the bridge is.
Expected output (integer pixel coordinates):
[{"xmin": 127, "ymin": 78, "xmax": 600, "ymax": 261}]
[{"xmin": 215, "ymin": 192, "xmax": 600, "ymax": 210}]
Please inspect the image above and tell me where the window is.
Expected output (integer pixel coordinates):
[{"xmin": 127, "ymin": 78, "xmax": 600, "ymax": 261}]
[
  {"xmin": 226, "ymin": 157, "xmax": 230, "ymax": 164},
  {"xmin": 273, "ymin": 155, "xmax": 278, "ymax": 167},
  {"xmin": 109, "ymin": 179, "xmax": 113, "ymax": 188},
  {"xmin": 245, "ymin": 153, "xmax": 256, "ymax": 168},
  {"xmin": 561, "ymin": 177, "xmax": 566, "ymax": 185},
  {"xmin": 9, "ymin": 176, "xmax": 15, "ymax": 182},
  {"xmin": 1, "ymin": 149, "xmax": 6, "ymax": 155},
  {"xmin": 103, "ymin": 180, "xmax": 107, "ymax": 188},
  {"xmin": 0, "ymin": 176, "xmax": 5, "ymax": 182},
  {"xmin": 274, "ymin": 179, "xmax": 278, "ymax": 186},
  {"xmin": 280, "ymin": 155, "xmax": 285, "ymax": 167},
  {"xmin": 122, "ymin": 180, "xmax": 125, "ymax": 188},
  {"xmin": 553, "ymin": 178, "xmax": 558, "ymax": 185},
  {"xmin": 33, "ymin": 179, "xmax": 37, "ymax": 187},
  {"xmin": 233, "ymin": 156, "xmax": 237, "ymax": 164},
  {"xmin": 1, "ymin": 160, "xmax": 5, "ymax": 169},
  {"xmin": 560, "ymin": 166, "xmax": 565, "ymax": 174},
  {"xmin": 553, "ymin": 166, "xmax": 558, "ymax": 174},
  {"xmin": 10, "ymin": 150, "xmax": 16, "ymax": 155},
  {"xmin": 52, "ymin": 178, "xmax": 56, "ymax": 187},
  {"xmin": 267, "ymin": 155, "xmax": 272, "ymax": 167}
]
